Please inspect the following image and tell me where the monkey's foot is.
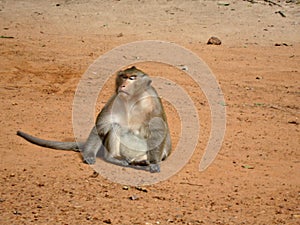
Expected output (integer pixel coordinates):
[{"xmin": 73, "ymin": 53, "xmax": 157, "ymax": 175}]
[
  {"xmin": 105, "ymin": 156, "xmax": 129, "ymax": 167},
  {"xmin": 149, "ymin": 164, "xmax": 160, "ymax": 173},
  {"xmin": 83, "ymin": 155, "xmax": 96, "ymax": 165}
]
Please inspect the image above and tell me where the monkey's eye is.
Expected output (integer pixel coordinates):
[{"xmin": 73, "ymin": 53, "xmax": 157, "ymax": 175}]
[
  {"xmin": 129, "ymin": 76, "xmax": 137, "ymax": 80},
  {"xmin": 120, "ymin": 75, "xmax": 127, "ymax": 80}
]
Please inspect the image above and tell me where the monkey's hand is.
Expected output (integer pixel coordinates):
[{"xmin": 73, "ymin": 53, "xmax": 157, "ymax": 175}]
[{"xmin": 149, "ymin": 163, "xmax": 160, "ymax": 173}]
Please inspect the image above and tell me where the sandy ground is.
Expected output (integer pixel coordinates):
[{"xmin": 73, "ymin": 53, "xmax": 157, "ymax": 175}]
[{"xmin": 1, "ymin": 0, "xmax": 300, "ymax": 224}]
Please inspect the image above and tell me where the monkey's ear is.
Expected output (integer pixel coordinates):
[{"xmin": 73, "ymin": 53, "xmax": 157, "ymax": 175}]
[{"xmin": 144, "ymin": 74, "xmax": 152, "ymax": 86}]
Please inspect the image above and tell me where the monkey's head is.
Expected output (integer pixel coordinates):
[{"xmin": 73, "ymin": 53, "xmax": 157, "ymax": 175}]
[{"xmin": 116, "ymin": 66, "xmax": 152, "ymax": 97}]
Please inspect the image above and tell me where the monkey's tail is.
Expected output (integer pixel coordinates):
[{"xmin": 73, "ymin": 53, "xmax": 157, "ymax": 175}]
[{"xmin": 17, "ymin": 131, "xmax": 84, "ymax": 152}]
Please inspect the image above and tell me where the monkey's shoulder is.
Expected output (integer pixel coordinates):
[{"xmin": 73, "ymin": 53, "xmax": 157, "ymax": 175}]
[{"xmin": 137, "ymin": 91, "xmax": 162, "ymax": 107}]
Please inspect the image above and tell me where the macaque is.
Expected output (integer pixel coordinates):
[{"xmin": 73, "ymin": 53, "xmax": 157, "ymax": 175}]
[{"xmin": 17, "ymin": 66, "xmax": 171, "ymax": 173}]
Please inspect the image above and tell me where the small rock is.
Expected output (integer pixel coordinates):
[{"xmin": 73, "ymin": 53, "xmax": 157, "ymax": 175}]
[
  {"xmin": 129, "ymin": 195, "xmax": 139, "ymax": 200},
  {"xmin": 275, "ymin": 10, "xmax": 286, "ymax": 18},
  {"xmin": 182, "ymin": 66, "xmax": 188, "ymax": 71},
  {"xmin": 86, "ymin": 215, "xmax": 93, "ymax": 220},
  {"xmin": 122, "ymin": 186, "xmax": 129, "ymax": 190},
  {"xmin": 288, "ymin": 120, "xmax": 299, "ymax": 125},
  {"xmin": 117, "ymin": 33, "xmax": 123, "ymax": 37},
  {"xmin": 217, "ymin": 1, "xmax": 230, "ymax": 6},
  {"xmin": 275, "ymin": 43, "xmax": 289, "ymax": 46},
  {"xmin": 89, "ymin": 171, "xmax": 99, "ymax": 178},
  {"xmin": 241, "ymin": 165, "xmax": 255, "ymax": 169},
  {"xmin": 13, "ymin": 210, "xmax": 22, "ymax": 215},
  {"xmin": 103, "ymin": 219, "xmax": 112, "ymax": 224},
  {"xmin": 207, "ymin": 36, "xmax": 222, "ymax": 45},
  {"xmin": 178, "ymin": 65, "xmax": 188, "ymax": 71},
  {"xmin": 36, "ymin": 182, "xmax": 45, "ymax": 187},
  {"xmin": 136, "ymin": 186, "xmax": 148, "ymax": 192}
]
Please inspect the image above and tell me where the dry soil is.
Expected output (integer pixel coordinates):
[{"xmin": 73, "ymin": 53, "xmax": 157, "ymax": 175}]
[{"xmin": 0, "ymin": 0, "xmax": 299, "ymax": 224}]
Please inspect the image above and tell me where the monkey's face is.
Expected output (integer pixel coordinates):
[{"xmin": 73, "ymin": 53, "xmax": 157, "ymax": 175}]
[
  {"xmin": 116, "ymin": 67, "xmax": 152, "ymax": 98},
  {"xmin": 117, "ymin": 73, "xmax": 137, "ymax": 96}
]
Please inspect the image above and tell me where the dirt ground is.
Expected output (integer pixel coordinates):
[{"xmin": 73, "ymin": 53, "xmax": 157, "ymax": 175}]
[{"xmin": 1, "ymin": 0, "xmax": 299, "ymax": 224}]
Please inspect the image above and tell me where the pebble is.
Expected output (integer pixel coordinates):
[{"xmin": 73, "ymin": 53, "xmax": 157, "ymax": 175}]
[{"xmin": 207, "ymin": 36, "xmax": 222, "ymax": 45}]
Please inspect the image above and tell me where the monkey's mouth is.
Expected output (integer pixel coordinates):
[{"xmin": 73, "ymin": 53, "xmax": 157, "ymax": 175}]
[{"xmin": 118, "ymin": 90, "xmax": 130, "ymax": 95}]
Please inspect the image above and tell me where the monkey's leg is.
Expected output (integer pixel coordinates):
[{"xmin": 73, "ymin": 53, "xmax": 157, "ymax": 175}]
[
  {"xmin": 103, "ymin": 123, "xmax": 130, "ymax": 167},
  {"xmin": 147, "ymin": 148, "xmax": 162, "ymax": 173},
  {"xmin": 82, "ymin": 126, "xmax": 102, "ymax": 164},
  {"xmin": 161, "ymin": 131, "xmax": 172, "ymax": 160},
  {"xmin": 147, "ymin": 117, "xmax": 167, "ymax": 173}
]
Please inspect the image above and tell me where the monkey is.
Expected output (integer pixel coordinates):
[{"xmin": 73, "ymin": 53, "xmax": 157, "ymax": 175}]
[{"xmin": 17, "ymin": 66, "xmax": 171, "ymax": 173}]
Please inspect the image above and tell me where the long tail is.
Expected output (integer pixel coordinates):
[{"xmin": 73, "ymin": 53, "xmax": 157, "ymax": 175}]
[{"xmin": 17, "ymin": 131, "xmax": 84, "ymax": 152}]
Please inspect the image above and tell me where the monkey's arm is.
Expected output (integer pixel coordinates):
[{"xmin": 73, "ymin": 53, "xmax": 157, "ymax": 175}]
[
  {"xmin": 146, "ymin": 117, "xmax": 168, "ymax": 173},
  {"xmin": 81, "ymin": 126, "xmax": 102, "ymax": 164},
  {"xmin": 95, "ymin": 102, "xmax": 116, "ymax": 137}
]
